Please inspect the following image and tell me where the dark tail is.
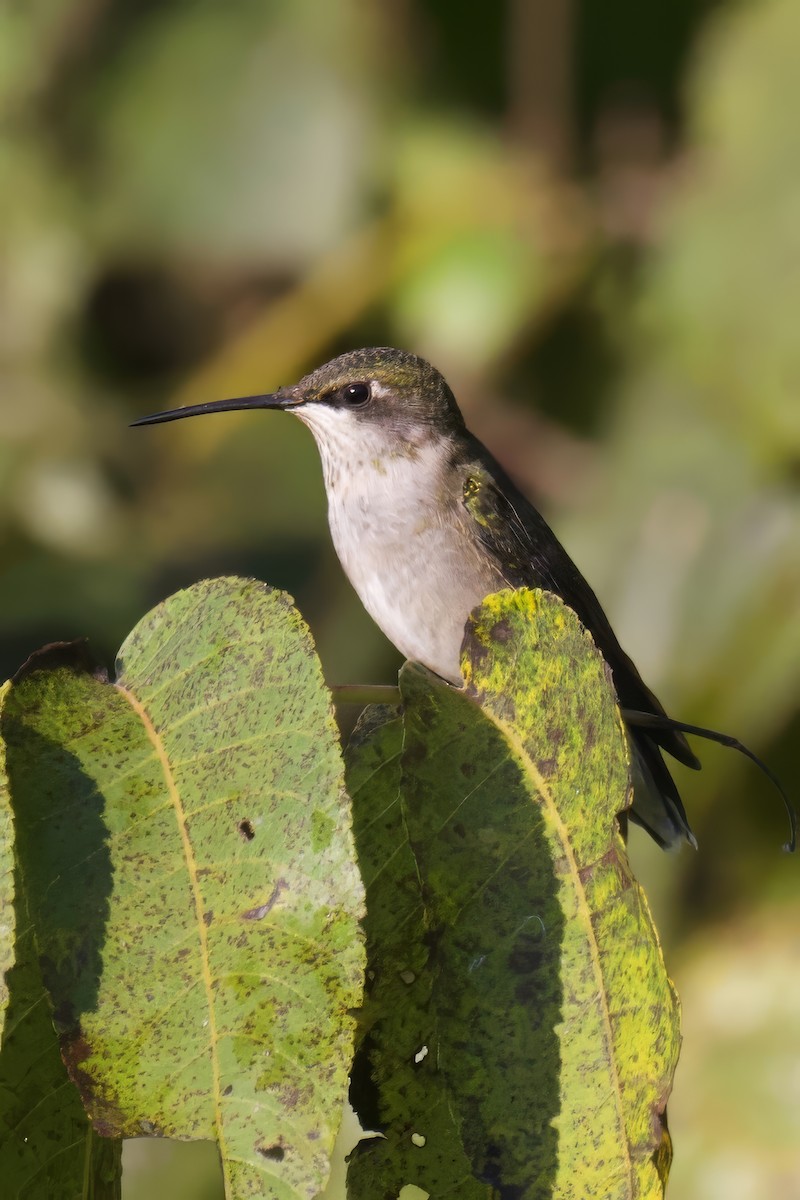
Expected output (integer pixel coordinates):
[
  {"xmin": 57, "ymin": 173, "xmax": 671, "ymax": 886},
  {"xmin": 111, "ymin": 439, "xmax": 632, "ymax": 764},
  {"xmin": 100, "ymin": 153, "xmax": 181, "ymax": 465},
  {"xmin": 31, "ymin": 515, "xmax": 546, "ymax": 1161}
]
[
  {"xmin": 623, "ymin": 710, "xmax": 796, "ymax": 853},
  {"xmin": 627, "ymin": 731, "xmax": 696, "ymax": 850}
]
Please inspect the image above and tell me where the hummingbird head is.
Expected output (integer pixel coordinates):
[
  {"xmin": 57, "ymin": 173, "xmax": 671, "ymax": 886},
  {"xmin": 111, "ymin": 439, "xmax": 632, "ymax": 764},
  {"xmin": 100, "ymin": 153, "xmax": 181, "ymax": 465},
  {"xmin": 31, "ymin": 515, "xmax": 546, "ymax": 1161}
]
[
  {"xmin": 131, "ymin": 348, "xmax": 466, "ymax": 459},
  {"xmin": 289, "ymin": 347, "xmax": 465, "ymax": 451}
]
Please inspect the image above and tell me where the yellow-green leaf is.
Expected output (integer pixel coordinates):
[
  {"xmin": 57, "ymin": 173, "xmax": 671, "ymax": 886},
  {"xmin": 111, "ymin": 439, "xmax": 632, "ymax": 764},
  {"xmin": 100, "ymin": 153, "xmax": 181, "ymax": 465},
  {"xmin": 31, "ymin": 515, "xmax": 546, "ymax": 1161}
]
[
  {"xmin": 2, "ymin": 577, "xmax": 365, "ymax": 1200},
  {"xmin": 348, "ymin": 588, "xmax": 679, "ymax": 1199}
]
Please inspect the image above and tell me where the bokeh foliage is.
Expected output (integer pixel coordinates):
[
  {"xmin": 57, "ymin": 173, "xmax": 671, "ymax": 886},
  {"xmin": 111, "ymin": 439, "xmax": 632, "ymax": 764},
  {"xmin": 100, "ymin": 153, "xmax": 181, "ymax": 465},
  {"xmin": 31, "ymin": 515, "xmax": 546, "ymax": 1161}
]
[{"xmin": 1, "ymin": 1, "xmax": 798, "ymax": 1197}]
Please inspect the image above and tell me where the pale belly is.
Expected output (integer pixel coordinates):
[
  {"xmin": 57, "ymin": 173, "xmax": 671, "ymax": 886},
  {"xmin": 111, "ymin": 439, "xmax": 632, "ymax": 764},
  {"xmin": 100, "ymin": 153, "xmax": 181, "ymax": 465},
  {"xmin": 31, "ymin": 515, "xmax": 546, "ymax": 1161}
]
[{"xmin": 328, "ymin": 490, "xmax": 503, "ymax": 684}]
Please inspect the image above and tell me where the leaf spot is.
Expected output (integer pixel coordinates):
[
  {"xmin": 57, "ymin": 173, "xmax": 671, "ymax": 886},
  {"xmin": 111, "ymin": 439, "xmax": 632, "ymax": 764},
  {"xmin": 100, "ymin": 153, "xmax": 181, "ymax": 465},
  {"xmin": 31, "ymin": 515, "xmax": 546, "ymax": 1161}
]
[
  {"xmin": 238, "ymin": 818, "xmax": 255, "ymax": 841},
  {"xmin": 242, "ymin": 877, "xmax": 289, "ymax": 921},
  {"xmin": 257, "ymin": 1141, "xmax": 286, "ymax": 1161},
  {"xmin": 490, "ymin": 618, "xmax": 512, "ymax": 643}
]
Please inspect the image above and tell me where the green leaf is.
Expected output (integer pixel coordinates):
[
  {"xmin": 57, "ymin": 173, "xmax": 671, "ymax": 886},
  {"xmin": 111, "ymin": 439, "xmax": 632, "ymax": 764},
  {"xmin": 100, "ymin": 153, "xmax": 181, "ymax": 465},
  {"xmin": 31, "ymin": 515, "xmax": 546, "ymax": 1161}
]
[
  {"xmin": 0, "ymin": 681, "xmax": 14, "ymax": 1035},
  {"xmin": 346, "ymin": 703, "xmax": 495, "ymax": 1200},
  {"xmin": 2, "ymin": 577, "xmax": 365, "ymax": 1200},
  {"xmin": 0, "ymin": 680, "xmax": 122, "ymax": 1197},
  {"xmin": 347, "ymin": 589, "xmax": 679, "ymax": 1199}
]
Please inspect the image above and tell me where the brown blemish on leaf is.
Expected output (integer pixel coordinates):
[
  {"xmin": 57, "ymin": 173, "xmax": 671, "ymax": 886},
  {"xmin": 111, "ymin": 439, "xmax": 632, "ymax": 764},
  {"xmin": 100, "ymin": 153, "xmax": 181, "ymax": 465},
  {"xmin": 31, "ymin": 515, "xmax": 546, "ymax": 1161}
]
[
  {"xmin": 238, "ymin": 818, "xmax": 255, "ymax": 841},
  {"xmin": 403, "ymin": 740, "xmax": 428, "ymax": 765},
  {"xmin": 279, "ymin": 1084, "xmax": 302, "ymax": 1109},
  {"xmin": 139, "ymin": 1119, "xmax": 164, "ymax": 1137},
  {"xmin": 61, "ymin": 1029, "xmax": 130, "ymax": 1137},
  {"xmin": 578, "ymin": 844, "xmax": 627, "ymax": 887},
  {"xmin": 490, "ymin": 618, "xmax": 513, "ymax": 644},
  {"xmin": 256, "ymin": 1141, "xmax": 286, "ymax": 1161},
  {"xmin": 242, "ymin": 877, "xmax": 288, "ymax": 921}
]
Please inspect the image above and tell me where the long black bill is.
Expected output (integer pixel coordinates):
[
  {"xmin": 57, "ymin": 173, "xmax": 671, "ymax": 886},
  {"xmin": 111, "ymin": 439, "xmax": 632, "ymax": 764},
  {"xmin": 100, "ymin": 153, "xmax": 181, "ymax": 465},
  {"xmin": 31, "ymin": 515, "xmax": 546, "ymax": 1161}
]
[
  {"xmin": 623, "ymin": 708, "xmax": 797, "ymax": 853},
  {"xmin": 131, "ymin": 393, "xmax": 298, "ymax": 427}
]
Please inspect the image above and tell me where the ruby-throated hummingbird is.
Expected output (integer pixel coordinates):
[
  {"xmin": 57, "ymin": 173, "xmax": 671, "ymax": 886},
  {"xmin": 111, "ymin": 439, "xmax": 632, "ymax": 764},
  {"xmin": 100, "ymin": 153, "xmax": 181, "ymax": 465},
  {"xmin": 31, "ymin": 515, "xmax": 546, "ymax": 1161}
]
[{"xmin": 134, "ymin": 346, "xmax": 795, "ymax": 851}]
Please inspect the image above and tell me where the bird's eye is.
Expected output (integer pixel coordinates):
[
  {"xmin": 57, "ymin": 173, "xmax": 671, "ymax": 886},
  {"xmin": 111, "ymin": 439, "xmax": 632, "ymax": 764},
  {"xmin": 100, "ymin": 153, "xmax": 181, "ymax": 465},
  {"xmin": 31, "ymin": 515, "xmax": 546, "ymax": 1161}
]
[{"xmin": 340, "ymin": 382, "xmax": 370, "ymax": 407}]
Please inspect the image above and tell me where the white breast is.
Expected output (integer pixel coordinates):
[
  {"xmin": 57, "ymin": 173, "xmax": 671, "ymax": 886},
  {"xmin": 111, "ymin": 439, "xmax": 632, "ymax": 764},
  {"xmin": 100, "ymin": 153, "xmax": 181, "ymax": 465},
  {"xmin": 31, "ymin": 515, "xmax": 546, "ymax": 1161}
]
[{"xmin": 296, "ymin": 407, "xmax": 501, "ymax": 682}]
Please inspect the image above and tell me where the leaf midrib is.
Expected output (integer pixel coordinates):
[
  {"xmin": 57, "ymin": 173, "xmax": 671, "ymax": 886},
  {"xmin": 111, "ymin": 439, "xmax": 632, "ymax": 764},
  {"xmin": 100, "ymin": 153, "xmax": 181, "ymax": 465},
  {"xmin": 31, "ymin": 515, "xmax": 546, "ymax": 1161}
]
[{"xmin": 114, "ymin": 682, "xmax": 226, "ymax": 1165}]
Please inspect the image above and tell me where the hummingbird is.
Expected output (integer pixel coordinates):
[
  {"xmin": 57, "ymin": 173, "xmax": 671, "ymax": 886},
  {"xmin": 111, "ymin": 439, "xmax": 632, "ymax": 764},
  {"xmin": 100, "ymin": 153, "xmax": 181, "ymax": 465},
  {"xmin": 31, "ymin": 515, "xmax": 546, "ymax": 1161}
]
[{"xmin": 133, "ymin": 346, "xmax": 795, "ymax": 851}]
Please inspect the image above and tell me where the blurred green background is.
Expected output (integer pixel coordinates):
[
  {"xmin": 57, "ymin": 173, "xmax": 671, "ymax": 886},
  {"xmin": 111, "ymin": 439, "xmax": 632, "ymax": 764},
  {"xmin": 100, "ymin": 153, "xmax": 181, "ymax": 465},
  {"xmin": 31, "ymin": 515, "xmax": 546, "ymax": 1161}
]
[{"xmin": 1, "ymin": 0, "xmax": 798, "ymax": 1196}]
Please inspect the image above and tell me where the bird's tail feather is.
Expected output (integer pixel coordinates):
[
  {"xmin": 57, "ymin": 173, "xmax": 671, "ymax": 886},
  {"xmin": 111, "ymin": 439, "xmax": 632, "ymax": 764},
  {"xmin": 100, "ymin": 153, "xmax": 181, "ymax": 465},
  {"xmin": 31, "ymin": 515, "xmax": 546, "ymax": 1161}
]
[
  {"xmin": 624, "ymin": 710, "xmax": 796, "ymax": 853},
  {"xmin": 628, "ymin": 733, "xmax": 696, "ymax": 850}
]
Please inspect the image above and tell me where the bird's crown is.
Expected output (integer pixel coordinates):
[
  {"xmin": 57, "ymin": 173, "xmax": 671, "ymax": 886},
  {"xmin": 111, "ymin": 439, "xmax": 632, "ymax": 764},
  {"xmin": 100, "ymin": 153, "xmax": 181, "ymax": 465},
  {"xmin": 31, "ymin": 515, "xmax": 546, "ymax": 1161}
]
[{"xmin": 293, "ymin": 347, "xmax": 464, "ymax": 433}]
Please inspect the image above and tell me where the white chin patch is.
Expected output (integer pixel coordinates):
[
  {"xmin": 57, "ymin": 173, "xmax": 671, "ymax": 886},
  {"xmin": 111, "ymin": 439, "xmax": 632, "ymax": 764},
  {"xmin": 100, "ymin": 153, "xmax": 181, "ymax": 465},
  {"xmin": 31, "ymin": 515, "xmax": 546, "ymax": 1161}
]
[
  {"xmin": 294, "ymin": 405, "xmax": 349, "ymax": 437},
  {"xmin": 295, "ymin": 404, "xmax": 384, "ymax": 462}
]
